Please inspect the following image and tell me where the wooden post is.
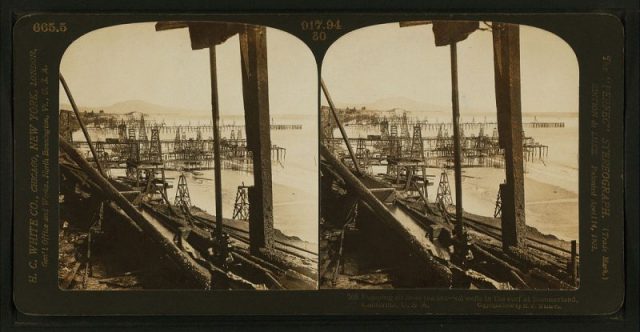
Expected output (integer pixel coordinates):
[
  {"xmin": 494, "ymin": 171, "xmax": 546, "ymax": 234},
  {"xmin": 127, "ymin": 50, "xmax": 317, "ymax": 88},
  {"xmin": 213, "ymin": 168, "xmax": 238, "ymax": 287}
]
[
  {"xmin": 449, "ymin": 42, "xmax": 465, "ymax": 236},
  {"xmin": 570, "ymin": 240, "xmax": 578, "ymax": 286},
  {"xmin": 493, "ymin": 23, "xmax": 527, "ymax": 250},
  {"xmin": 240, "ymin": 26, "xmax": 274, "ymax": 254},
  {"xmin": 208, "ymin": 46, "xmax": 225, "ymax": 253}
]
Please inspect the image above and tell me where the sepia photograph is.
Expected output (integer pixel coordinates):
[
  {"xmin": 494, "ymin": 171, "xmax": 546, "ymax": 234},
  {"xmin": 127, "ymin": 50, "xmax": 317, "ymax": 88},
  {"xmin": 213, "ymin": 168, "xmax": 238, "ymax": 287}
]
[
  {"xmin": 57, "ymin": 21, "xmax": 318, "ymax": 290},
  {"xmin": 319, "ymin": 21, "xmax": 580, "ymax": 290}
]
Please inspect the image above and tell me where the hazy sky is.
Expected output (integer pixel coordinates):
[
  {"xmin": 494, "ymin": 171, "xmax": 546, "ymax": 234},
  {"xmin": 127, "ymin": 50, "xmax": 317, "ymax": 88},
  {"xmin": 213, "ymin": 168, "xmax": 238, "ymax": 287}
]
[
  {"xmin": 59, "ymin": 22, "xmax": 318, "ymax": 115},
  {"xmin": 60, "ymin": 21, "xmax": 578, "ymax": 116},
  {"xmin": 321, "ymin": 22, "xmax": 579, "ymax": 114}
]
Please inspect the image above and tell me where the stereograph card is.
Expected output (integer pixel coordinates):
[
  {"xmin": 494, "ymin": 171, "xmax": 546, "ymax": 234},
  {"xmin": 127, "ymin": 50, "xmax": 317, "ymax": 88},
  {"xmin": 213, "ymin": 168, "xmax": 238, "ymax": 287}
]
[{"xmin": 8, "ymin": 11, "xmax": 630, "ymax": 320}]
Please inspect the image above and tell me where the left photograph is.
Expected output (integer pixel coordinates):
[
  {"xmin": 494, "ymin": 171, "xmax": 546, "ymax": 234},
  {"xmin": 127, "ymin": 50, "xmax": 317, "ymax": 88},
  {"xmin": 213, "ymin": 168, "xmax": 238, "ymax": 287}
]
[{"xmin": 57, "ymin": 22, "xmax": 318, "ymax": 290}]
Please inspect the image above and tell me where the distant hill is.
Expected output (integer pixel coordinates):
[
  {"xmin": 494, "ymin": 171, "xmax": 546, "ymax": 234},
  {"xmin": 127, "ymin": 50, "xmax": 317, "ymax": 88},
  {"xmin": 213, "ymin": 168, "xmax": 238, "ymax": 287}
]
[
  {"xmin": 332, "ymin": 97, "xmax": 492, "ymax": 114},
  {"xmin": 334, "ymin": 96, "xmax": 447, "ymax": 113},
  {"xmin": 60, "ymin": 99, "xmax": 207, "ymax": 116},
  {"xmin": 364, "ymin": 97, "xmax": 450, "ymax": 113},
  {"xmin": 329, "ymin": 96, "xmax": 578, "ymax": 116}
]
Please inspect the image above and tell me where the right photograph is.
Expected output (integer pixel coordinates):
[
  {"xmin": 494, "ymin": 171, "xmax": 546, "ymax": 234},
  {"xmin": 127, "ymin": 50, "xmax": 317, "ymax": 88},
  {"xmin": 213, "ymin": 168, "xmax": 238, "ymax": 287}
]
[{"xmin": 319, "ymin": 21, "xmax": 579, "ymax": 290}]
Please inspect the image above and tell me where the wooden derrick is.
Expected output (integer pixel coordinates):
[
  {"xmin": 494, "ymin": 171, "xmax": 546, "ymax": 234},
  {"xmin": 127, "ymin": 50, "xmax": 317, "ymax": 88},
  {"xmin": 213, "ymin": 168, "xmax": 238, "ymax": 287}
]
[
  {"xmin": 147, "ymin": 125, "xmax": 162, "ymax": 164},
  {"xmin": 436, "ymin": 171, "xmax": 454, "ymax": 208},
  {"xmin": 232, "ymin": 183, "xmax": 250, "ymax": 220},
  {"xmin": 409, "ymin": 124, "xmax": 424, "ymax": 160},
  {"xmin": 493, "ymin": 185, "xmax": 502, "ymax": 218},
  {"xmin": 174, "ymin": 173, "xmax": 192, "ymax": 209}
]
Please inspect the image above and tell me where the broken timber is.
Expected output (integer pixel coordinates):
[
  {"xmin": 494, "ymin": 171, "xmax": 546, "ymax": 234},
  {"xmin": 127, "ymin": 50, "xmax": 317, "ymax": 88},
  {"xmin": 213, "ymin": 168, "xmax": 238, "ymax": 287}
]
[
  {"xmin": 59, "ymin": 136, "xmax": 212, "ymax": 289},
  {"xmin": 320, "ymin": 144, "xmax": 452, "ymax": 285}
]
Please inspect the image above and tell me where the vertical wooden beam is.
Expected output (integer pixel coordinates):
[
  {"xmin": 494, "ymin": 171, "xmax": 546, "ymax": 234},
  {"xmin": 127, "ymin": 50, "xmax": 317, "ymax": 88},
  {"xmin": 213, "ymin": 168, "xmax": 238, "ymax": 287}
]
[
  {"xmin": 209, "ymin": 46, "xmax": 225, "ymax": 253},
  {"xmin": 239, "ymin": 26, "xmax": 274, "ymax": 254},
  {"xmin": 493, "ymin": 23, "xmax": 527, "ymax": 250},
  {"xmin": 449, "ymin": 42, "xmax": 465, "ymax": 235},
  {"xmin": 570, "ymin": 240, "xmax": 578, "ymax": 286}
]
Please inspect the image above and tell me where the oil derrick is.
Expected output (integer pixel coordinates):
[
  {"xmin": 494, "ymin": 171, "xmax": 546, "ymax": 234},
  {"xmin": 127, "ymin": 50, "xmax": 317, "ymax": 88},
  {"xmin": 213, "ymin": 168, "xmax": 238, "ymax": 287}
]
[
  {"xmin": 436, "ymin": 170, "xmax": 453, "ymax": 207},
  {"xmin": 458, "ymin": 126, "xmax": 466, "ymax": 165},
  {"xmin": 386, "ymin": 121, "xmax": 398, "ymax": 158},
  {"xmin": 477, "ymin": 126, "xmax": 485, "ymax": 146},
  {"xmin": 380, "ymin": 117, "xmax": 389, "ymax": 139},
  {"xmin": 493, "ymin": 185, "xmax": 502, "ymax": 218},
  {"xmin": 491, "ymin": 127, "xmax": 500, "ymax": 156},
  {"xmin": 355, "ymin": 139, "xmax": 366, "ymax": 159},
  {"xmin": 492, "ymin": 127, "xmax": 499, "ymax": 148},
  {"xmin": 385, "ymin": 138, "xmax": 399, "ymax": 178},
  {"xmin": 133, "ymin": 167, "xmax": 169, "ymax": 205},
  {"xmin": 230, "ymin": 129, "xmax": 236, "ymax": 140},
  {"xmin": 127, "ymin": 126, "xmax": 136, "ymax": 141},
  {"xmin": 435, "ymin": 124, "xmax": 443, "ymax": 145},
  {"xmin": 127, "ymin": 127, "xmax": 138, "ymax": 160},
  {"xmin": 409, "ymin": 124, "xmax": 424, "ymax": 161},
  {"xmin": 196, "ymin": 129, "xmax": 203, "ymax": 147},
  {"xmin": 195, "ymin": 129, "xmax": 205, "ymax": 160},
  {"xmin": 232, "ymin": 183, "xmax": 250, "ymax": 220},
  {"xmin": 174, "ymin": 126, "xmax": 182, "ymax": 160},
  {"xmin": 236, "ymin": 129, "xmax": 243, "ymax": 140},
  {"xmin": 147, "ymin": 125, "xmax": 163, "ymax": 164},
  {"xmin": 435, "ymin": 124, "xmax": 447, "ymax": 159},
  {"xmin": 388, "ymin": 136, "xmax": 402, "ymax": 159},
  {"xmin": 138, "ymin": 114, "xmax": 149, "ymax": 158},
  {"xmin": 379, "ymin": 116, "xmax": 391, "ymax": 161},
  {"xmin": 125, "ymin": 127, "xmax": 139, "ymax": 178},
  {"xmin": 400, "ymin": 112, "xmax": 410, "ymax": 138},
  {"xmin": 94, "ymin": 141, "xmax": 109, "ymax": 175},
  {"xmin": 473, "ymin": 126, "xmax": 487, "ymax": 165},
  {"xmin": 174, "ymin": 173, "xmax": 192, "ymax": 209},
  {"xmin": 400, "ymin": 112, "xmax": 411, "ymax": 154},
  {"xmin": 355, "ymin": 139, "xmax": 369, "ymax": 171},
  {"xmin": 135, "ymin": 125, "xmax": 168, "ymax": 200},
  {"xmin": 133, "ymin": 169, "xmax": 163, "ymax": 206},
  {"xmin": 117, "ymin": 120, "xmax": 127, "ymax": 142}
]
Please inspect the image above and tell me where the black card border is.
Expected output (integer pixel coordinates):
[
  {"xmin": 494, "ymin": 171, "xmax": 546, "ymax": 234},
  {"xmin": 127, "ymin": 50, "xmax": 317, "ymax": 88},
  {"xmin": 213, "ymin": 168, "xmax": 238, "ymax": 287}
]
[{"xmin": 1, "ymin": 2, "xmax": 638, "ymax": 331}]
